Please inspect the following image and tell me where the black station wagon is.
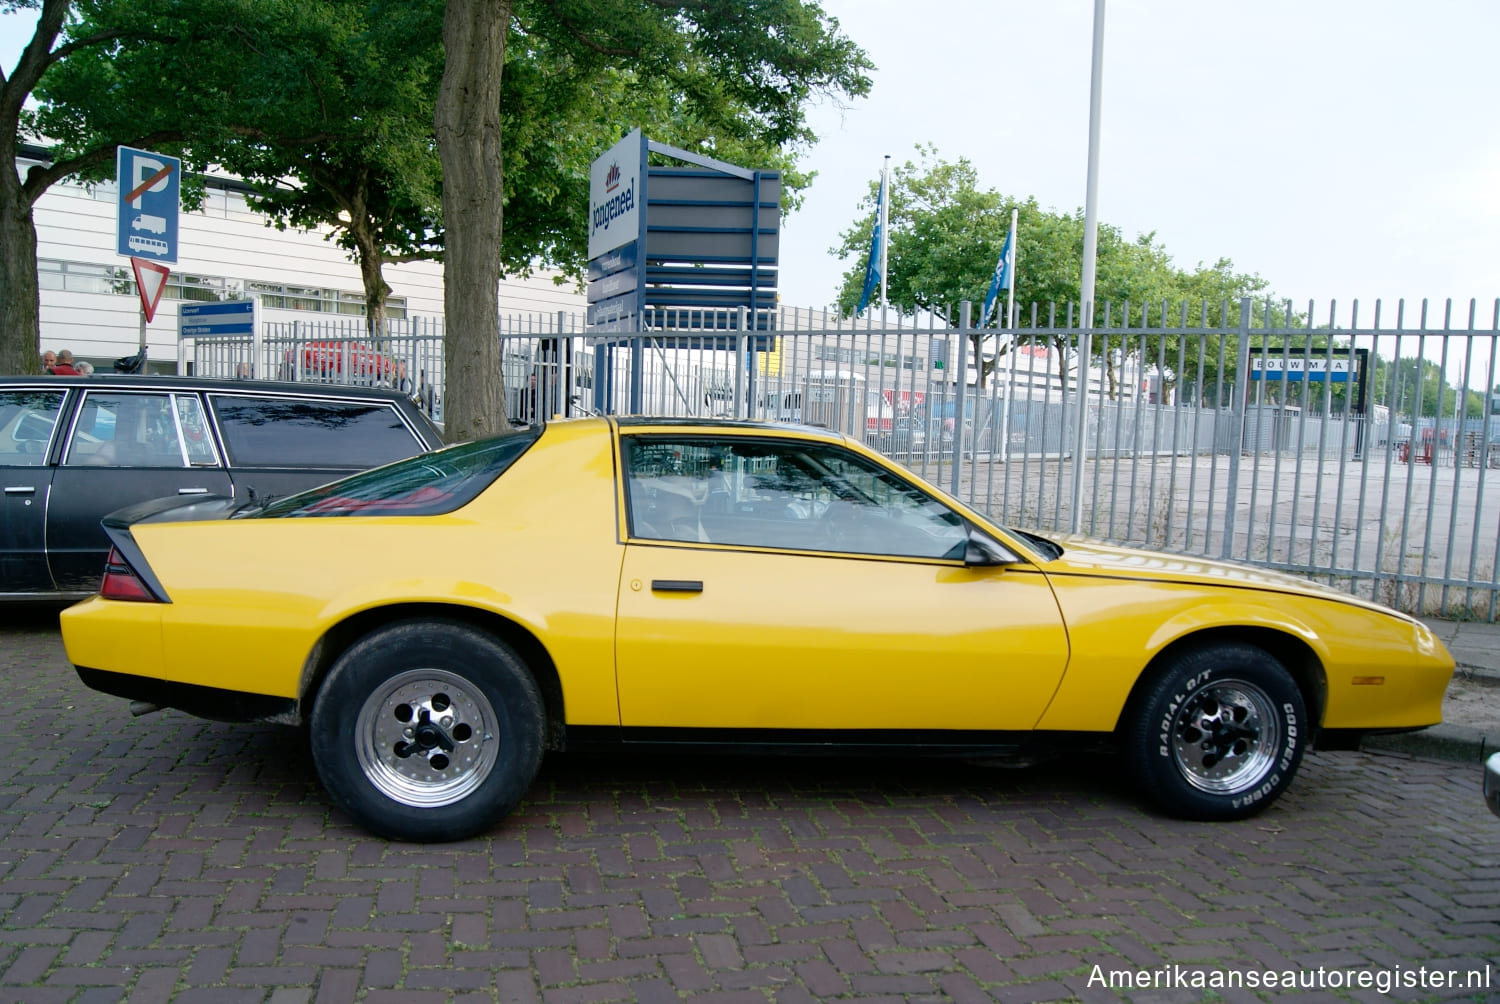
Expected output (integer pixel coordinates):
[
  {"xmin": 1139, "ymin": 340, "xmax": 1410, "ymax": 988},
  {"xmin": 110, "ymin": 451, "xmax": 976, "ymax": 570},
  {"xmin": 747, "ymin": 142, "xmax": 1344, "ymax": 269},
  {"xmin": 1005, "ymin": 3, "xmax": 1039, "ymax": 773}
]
[{"xmin": 0, "ymin": 375, "xmax": 442, "ymax": 599}]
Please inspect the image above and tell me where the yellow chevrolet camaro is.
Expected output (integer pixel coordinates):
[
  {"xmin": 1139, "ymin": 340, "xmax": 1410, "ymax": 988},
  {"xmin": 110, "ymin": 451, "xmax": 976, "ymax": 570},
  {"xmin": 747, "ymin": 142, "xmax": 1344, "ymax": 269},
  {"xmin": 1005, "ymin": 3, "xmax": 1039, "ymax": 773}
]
[{"xmin": 61, "ymin": 417, "xmax": 1454, "ymax": 841}]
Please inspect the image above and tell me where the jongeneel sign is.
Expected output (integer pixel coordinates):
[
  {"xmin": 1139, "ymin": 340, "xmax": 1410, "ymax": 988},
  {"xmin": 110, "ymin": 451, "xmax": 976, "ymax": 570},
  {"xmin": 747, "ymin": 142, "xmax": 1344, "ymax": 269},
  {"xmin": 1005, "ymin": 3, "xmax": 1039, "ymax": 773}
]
[{"xmin": 588, "ymin": 128, "xmax": 645, "ymax": 261}]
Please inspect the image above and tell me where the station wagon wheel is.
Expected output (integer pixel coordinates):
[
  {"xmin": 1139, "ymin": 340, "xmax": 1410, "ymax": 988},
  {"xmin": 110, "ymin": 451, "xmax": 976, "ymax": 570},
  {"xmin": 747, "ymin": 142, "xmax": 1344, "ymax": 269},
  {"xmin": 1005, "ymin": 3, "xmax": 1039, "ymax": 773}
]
[
  {"xmin": 1124, "ymin": 641, "xmax": 1307, "ymax": 821},
  {"xmin": 309, "ymin": 619, "xmax": 545, "ymax": 842}
]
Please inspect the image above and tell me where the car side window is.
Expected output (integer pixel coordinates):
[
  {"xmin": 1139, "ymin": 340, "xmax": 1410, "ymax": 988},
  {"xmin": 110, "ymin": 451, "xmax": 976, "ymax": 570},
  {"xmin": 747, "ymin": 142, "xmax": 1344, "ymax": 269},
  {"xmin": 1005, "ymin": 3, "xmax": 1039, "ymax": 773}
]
[
  {"xmin": 0, "ymin": 390, "xmax": 65, "ymax": 466},
  {"xmin": 64, "ymin": 392, "xmax": 194, "ymax": 468},
  {"xmin": 624, "ymin": 436, "xmax": 969, "ymax": 560},
  {"xmin": 209, "ymin": 395, "xmax": 422, "ymax": 468},
  {"xmin": 175, "ymin": 395, "xmax": 219, "ymax": 466}
]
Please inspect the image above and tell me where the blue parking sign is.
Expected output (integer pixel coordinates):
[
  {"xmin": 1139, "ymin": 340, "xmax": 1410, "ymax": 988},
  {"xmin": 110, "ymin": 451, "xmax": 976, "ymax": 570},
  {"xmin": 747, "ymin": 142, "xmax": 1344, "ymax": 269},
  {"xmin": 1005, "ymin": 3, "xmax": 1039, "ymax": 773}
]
[{"xmin": 116, "ymin": 146, "xmax": 180, "ymax": 264}]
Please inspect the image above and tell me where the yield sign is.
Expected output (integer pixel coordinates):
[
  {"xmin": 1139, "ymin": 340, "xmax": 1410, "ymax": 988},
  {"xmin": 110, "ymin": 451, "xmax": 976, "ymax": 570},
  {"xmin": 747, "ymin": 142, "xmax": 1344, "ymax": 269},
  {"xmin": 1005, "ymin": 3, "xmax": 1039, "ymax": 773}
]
[{"xmin": 130, "ymin": 257, "xmax": 170, "ymax": 322}]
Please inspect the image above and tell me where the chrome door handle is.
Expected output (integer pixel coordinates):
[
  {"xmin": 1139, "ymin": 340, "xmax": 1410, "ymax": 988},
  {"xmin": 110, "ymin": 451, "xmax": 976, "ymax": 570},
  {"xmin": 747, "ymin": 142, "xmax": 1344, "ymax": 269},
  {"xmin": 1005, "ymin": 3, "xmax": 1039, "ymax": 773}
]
[
  {"xmin": 4, "ymin": 486, "xmax": 36, "ymax": 495},
  {"xmin": 177, "ymin": 487, "xmax": 211, "ymax": 495}
]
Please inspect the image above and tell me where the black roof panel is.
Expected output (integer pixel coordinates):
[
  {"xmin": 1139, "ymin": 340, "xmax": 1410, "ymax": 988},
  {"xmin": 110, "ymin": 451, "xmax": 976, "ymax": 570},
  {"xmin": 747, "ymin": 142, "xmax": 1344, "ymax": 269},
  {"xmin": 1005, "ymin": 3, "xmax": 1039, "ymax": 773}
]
[{"xmin": 1, "ymin": 373, "xmax": 414, "ymax": 403}]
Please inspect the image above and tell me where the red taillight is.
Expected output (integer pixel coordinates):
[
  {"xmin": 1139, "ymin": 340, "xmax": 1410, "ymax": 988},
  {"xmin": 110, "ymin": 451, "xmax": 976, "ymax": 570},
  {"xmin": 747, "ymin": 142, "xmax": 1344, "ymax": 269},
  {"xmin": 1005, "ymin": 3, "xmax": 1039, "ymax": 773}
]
[{"xmin": 100, "ymin": 547, "xmax": 158, "ymax": 602}]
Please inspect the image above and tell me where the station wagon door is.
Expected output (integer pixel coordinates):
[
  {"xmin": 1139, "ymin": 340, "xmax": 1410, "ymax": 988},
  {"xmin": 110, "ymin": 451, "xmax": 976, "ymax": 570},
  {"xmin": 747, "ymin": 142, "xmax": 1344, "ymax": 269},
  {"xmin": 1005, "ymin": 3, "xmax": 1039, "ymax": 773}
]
[
  {"xmin": 47, "ymin": 390, "xmax": 231, "ymax": 592},
  {"xmin": 0, "ymin": 388, "xmax": 68, "ymax": 593}
]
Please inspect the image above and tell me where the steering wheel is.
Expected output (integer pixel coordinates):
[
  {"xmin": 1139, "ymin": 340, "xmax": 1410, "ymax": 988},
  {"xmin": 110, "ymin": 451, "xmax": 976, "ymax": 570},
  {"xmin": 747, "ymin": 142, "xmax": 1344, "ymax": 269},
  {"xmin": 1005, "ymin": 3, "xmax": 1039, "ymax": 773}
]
[{"xmin": 818, "ymin": 499, "xmax": 869, "ymax": 552}]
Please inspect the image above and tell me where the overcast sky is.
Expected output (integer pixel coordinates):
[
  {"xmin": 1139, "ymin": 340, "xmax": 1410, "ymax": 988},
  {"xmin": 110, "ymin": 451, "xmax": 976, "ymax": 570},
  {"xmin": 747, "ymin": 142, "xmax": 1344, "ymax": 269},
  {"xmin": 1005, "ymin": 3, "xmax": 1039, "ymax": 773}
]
[
  {"xmin": 783, "ymin": 0, "xmax": 1500, "ymax": 318},
  {"xmin": 5, "ymin": 1, "xmax": 1498, "ymax": 320}
]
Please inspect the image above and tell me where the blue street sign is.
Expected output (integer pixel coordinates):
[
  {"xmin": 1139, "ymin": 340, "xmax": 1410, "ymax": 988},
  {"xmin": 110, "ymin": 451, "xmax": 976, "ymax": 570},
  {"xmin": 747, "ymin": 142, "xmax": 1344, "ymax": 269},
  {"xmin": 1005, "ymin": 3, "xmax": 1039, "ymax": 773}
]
[
  {"xmin": 116, "ymin": 146, "xmax": 181, "ymax": 264},
  {"xmin": 179, "ymin": 300, "xmax": 255, "ymax": 339}
]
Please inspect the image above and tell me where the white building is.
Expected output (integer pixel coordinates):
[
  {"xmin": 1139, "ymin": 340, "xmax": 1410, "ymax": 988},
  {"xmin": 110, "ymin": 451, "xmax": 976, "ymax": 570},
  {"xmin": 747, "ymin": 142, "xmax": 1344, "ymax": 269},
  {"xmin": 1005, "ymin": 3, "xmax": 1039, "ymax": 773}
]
[{"xmin": 21, "ymin": 145, "xmax": 587, "ymax": 373}]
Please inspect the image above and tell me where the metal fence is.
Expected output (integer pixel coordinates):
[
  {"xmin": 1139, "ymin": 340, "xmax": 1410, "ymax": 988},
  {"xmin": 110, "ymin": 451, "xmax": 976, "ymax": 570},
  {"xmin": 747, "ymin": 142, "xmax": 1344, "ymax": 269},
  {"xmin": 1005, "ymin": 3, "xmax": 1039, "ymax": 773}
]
[{"xmin": 188, "ymin": 297, "xmax": 1500, "ymax": 620}]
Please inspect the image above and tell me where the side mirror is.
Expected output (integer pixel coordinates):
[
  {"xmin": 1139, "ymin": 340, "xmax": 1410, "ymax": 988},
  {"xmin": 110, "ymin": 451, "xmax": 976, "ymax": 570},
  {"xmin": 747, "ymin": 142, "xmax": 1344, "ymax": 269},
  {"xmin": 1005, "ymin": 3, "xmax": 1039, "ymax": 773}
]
[{"xmin": 963, "ymin": 529, "xmax": 1020, "ymax": 567}]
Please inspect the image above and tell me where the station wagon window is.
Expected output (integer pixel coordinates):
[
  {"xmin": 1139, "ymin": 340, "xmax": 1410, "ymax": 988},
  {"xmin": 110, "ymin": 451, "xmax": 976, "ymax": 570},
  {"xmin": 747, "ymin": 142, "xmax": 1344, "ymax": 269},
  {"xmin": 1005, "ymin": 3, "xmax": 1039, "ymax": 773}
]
[
  {"xmin": 209, "ymin": 395, "xmax": 421, "ymax": 468},
  {"xmin": 623, "ymin": 436, "xmax": 968, "ymax": 560},
  {"xmin": 64, "ymin": 392, "xmax": 216, "ymax": 468},
  {"xmin": 0, "ymin": 390, "xmax": 64, "ymax": 466}
]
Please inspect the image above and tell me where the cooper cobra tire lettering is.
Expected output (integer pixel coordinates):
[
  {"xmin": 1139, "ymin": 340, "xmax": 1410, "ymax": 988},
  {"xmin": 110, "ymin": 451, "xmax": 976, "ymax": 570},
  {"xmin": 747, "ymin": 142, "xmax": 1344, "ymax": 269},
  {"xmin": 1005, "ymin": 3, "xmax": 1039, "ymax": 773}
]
[{"xmin": 1126, "ymin": 642, "xmax": 1308, "ymax": 822}]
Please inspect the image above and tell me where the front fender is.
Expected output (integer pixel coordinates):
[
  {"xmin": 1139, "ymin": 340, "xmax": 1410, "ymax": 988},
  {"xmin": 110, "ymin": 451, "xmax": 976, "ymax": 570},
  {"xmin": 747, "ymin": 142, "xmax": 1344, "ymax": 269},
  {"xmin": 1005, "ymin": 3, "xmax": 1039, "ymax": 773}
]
[{"xmin": 1034, "ymin": 581, "xmax": 1335, "ymax": 733}]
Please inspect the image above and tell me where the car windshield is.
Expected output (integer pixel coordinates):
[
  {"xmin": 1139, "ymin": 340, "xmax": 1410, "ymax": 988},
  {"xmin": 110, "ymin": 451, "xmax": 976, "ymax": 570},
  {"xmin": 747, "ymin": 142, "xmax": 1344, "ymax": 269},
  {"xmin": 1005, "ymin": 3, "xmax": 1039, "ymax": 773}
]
[{"xmin": 247, "ymin": 427, "xmax": 541, "ymax": 518}]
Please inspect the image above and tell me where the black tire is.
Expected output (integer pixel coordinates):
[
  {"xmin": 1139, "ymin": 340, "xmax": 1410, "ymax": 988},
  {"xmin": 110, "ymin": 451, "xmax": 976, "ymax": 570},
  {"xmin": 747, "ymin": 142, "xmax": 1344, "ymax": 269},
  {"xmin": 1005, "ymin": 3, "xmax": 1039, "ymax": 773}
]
[
  {"xmin": 309, "ymin": 619, "xmax": 545, "ymax": 842},
  {"xmin": 1124, "ymin": 641, "xmax": 1307, "ymax": 821}
]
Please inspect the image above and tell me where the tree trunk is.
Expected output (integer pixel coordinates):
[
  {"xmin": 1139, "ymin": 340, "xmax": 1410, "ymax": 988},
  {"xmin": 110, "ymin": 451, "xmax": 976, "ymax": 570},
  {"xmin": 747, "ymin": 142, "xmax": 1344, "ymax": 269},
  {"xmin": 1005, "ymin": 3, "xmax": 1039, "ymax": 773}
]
[
  {"xmin": 350, "ymin": 221, "xmax": 392, "ymax": 342},
  {"xmin": 1105, "ymin": 337, "xmax": 1117, "ymax": 401},
  {"xmin": 0, "ymin": 0, "xmax": 66, "ymax": 377},
  {"xmin": 435, "ymin": 0, "xmax": 511, "ymax": 444},
  {"xmin": 1055, "ymin": 336, "xmax": 1069, "ymax": 399},
  {"xmin": 0, "ymin": 170, "xmax": 43, "ymax": 376}
]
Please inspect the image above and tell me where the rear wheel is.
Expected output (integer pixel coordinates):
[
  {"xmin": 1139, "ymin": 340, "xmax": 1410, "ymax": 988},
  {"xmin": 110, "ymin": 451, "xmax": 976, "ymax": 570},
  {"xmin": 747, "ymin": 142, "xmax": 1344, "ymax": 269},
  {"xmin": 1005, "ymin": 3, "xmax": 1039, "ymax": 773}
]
[
  {"xmin": 309, "ymin": 619, "xmax": 544, "ymax": 841},
  {"xmin": 1125, "ymin": 642, "xmax": 1307, "ymax": 821}
]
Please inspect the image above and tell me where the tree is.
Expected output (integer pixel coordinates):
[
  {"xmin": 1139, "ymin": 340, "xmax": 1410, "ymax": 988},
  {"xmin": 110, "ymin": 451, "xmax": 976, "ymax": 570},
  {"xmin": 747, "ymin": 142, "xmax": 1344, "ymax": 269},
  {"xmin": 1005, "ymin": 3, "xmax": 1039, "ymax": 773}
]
[
  {"xmin": 1369, "ymin": 352, "xmax": 1480, "ymax": 419},
  {"xmin": 434, "ymin": 0, "xmax": 507, "ymax": 443},
  {"xmin": 434, "ymin": 0, "xmax": 872, "ymax": 443},
  {"xmin": 30, "ymin": 0, "xmax": 448, "ymax": 341},
  {"xmin": 204, "ymin": 0, "xmax": 448, "ymax": 339},
  {"xmin": 0, "ymin": 0, "xmax": 213, "ymax": 374},
  {"xmin": 831, "ymin": 148, "xmax": 1269, "ymax": 397}
]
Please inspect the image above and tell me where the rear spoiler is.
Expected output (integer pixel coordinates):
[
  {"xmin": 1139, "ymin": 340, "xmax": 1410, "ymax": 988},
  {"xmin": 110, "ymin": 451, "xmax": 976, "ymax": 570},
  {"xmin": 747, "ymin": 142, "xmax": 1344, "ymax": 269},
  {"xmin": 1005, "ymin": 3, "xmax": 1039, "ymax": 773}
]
[{"xmin": 101, "ymin": 494, "xmax": 245, "ymax": 531}]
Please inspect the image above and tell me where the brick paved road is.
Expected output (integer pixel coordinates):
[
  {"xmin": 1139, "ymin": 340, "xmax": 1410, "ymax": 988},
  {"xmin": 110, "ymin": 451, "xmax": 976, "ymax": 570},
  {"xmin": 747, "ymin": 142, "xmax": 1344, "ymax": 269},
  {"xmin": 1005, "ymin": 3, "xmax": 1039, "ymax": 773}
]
[{"xmin": 2, "ymin": 612, "xmax": 1498, "ymax": 1003}]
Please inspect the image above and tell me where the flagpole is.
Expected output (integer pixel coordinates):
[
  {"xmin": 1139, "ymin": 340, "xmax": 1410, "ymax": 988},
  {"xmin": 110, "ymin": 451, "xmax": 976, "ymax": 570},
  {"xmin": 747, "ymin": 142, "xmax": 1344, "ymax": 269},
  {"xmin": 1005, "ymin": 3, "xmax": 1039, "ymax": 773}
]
[
  {"xmin": 1001, "ymin": 207, "xmax": 1019, "ymax": 465},
  {"xmin": 878, "ymin": 155, "xmax": 890, "ymax": 316},
  {"xmin": 1004, "ymin": 207, "xmax": 1018, "ymax": 331},
  {"xmin": 1074, "ymin": 0, "xmax": 1107, "ymax": 534}
]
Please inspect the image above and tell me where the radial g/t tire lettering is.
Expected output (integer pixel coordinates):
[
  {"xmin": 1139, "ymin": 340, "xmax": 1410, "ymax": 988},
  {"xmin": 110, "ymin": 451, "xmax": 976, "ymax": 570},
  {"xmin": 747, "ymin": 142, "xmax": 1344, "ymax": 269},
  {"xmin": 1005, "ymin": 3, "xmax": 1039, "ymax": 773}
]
[
  {"xmin": 309, "ymin": 619, "xmax": 545, "ymax": 842},
  {"xmin": 1125, "ymin": 641, "xmax": 1307, "ymax": 821}
]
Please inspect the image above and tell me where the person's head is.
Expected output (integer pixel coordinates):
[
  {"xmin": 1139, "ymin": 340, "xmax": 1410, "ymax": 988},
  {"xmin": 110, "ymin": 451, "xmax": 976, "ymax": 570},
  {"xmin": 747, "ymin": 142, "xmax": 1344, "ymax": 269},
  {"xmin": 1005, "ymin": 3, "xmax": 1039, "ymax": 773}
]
[
  {"xmin": 42, "ymin": 350, "xmax": 56, "ymax": 368},
  {"xmin": 57, "ymin": 349, "xmax": 73, "ymax": 364},
  {"xmin": 75, "ymin": 360, "xmax": 93, "ymax": 376}
]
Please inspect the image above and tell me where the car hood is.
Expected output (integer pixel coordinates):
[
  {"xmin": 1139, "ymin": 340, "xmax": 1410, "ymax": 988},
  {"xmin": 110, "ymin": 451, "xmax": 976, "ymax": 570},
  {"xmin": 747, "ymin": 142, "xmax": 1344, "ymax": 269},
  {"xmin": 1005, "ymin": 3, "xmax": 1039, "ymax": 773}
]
[{"xmin": 1036, "ymin": 535, "xmax": 1415, "ymax": 621}]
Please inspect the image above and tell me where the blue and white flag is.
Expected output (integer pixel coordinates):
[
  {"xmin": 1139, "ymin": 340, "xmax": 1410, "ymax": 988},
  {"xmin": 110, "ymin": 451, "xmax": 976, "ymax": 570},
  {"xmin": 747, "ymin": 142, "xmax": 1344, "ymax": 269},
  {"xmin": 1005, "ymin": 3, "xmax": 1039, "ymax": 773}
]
[
  {"xmin": 981, "ymin": 225, "xmax": 1014, "ymax": 326},
  {"xmin": 855, "ymin": 169, "xmax": 887, "ymax": 314}
]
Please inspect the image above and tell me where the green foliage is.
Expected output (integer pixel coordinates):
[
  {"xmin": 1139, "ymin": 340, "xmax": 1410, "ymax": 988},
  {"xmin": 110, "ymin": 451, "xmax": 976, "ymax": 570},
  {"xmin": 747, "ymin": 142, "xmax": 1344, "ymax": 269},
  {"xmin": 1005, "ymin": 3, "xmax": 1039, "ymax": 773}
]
[
  {"xmin": 831, "ymin": 147, "xmax": 1272, "ymax": 324},
  {"xmin": 1369, "ymin": 353, "xmax": 1486, "ymax": 419},
  {"xmin": 7, "ymin": 0, "xmax": 870, "ymax": 366},
  {"xmin": 22, "ymin": 0, "xmax": 247, "ymax": 191},
  {"xmin": 31, "ymin": 0, "xmax": 446, "ymax": 331},
  {"xmin": 830, "ymin": 147, "xmax": 1275, "ymax": 395},
  {"xmin": 497, "ymin": 0, "xmax": 870, "ymax": 280}
]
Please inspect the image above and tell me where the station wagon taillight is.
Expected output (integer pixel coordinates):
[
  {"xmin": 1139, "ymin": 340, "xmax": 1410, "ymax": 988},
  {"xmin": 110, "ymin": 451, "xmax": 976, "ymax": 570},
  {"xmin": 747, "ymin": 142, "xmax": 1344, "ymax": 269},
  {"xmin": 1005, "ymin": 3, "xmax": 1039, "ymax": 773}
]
[{"xmin": 100, "ymin": 547, "xmax": 158, "ymax": 602}]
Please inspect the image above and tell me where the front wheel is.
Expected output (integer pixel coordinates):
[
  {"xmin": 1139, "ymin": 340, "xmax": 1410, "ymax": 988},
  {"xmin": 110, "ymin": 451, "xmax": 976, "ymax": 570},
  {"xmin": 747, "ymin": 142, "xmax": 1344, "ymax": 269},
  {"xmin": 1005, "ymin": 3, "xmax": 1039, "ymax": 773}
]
[
  {"xmin": 1124, "ymin": 642, "xmax": 1307, "ymax": 821},
  {"xmin": 309, "ymin": 619, "xmax": 545, "ymax": 841}
]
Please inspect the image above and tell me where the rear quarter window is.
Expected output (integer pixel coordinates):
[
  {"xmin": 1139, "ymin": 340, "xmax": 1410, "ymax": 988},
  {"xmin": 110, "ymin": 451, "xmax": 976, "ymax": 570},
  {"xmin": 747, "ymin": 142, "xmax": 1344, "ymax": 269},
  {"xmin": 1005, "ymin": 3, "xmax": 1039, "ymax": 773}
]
[
  {"xmin": 249, "ymin": 428, "xmax": 541, "ymax": 518},
  {"xmin": 210, "ymin": 394, "xmax": 423, "ymax": 468}
]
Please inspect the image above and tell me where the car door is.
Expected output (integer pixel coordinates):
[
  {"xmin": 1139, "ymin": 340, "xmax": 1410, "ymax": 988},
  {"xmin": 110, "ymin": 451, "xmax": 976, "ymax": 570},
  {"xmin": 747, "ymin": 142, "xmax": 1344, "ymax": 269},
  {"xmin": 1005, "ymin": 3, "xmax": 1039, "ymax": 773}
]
[
  {"xmin": 0, "ymin": 387, "xmax": 69, "ymax": 593},
  {"xmin": 207, "ymin": 392, "xmax": 430, "ymax": 501},
  {"xmin": 47, "ymin": 389, "xmax": 232, "ymax": 592},
  {"xmin": 614, "ymin": 434, "xmax": 1070, "ymax": 734}
]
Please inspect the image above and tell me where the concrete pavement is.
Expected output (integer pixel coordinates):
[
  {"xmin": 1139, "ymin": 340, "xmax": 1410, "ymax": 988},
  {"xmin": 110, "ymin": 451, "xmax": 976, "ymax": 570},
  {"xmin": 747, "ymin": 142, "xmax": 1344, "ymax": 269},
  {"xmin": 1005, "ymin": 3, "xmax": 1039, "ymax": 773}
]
[{"xmin": 1360, "ymin": 618, "xmax": 1500, "ymax": 762}]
